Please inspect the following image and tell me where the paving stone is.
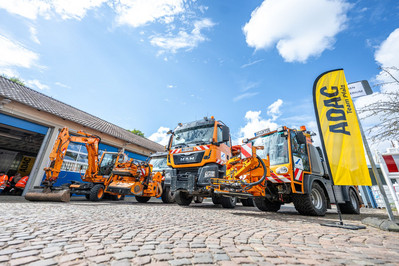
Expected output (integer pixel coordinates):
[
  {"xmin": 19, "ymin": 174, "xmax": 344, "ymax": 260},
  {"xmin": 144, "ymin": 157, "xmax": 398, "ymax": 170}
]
[
  {"xmin": 66, "ymin": 247, "xmax": 86, "ymax": 254},
  {"xmin": 137, "ymin": 250, "xmax": 153, "ymax": 257},
  {"xmin": 132, "ymin": 256, "xmax": 151, "ymax": 265},
  {"xmin": 174, "ymin": 252, "xmax": 193, "ymax": 259},
  {"xmin": 58, "ymin": 254, "xmax": 84, "ymax": 264},
  {"xmin": 12, "ymin": 250, "xmax": 40, "ymax": 259},
  {"xmin": 0, "ymin": 248, "xmax": 17, "ymax": 255},
  {"xmin": 111, "ymin": 259, "xmax": 131, "ymax": 266},
  {"xmin": 28, "ymin": 258, "xmax": 58, "ymax": 266},
  {"xmin": 168, "ymin": 259, "xmax": 192, "ymax": 266},
  {"xmin": 214, "ymin": 254, "xmax": 230, "ymax": 261},
  {"xmin": 41, "ymin": 251, "xmax": 63, "ymax": 259},
  {"xmin": 88, "ymin": 255, "xmax": 111, "ymax": 264},
  {"xmin": 9, "ymin": 256, "xmax": 40, "ymax": 266},
  {"xmin": 153, "ymin": 254, "xmax": 174, "ymax": 261},
  {"xmin": 112, "ymin": 251, "xmax": 136, "ymax": 260},
  {"xmin": 0, "ymin": 255, "xmax": 9, "ymax": 263}
]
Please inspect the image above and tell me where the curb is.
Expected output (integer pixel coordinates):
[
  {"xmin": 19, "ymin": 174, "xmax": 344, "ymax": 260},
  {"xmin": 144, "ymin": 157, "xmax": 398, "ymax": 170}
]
[{"xmin": 362, "ymin": 217, "xmax": 399, "ymax": 232}]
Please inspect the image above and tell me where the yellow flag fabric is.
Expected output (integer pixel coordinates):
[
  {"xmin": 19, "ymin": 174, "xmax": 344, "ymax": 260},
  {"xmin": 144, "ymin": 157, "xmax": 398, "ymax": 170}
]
[{"xmin": 313, "ymin": 69, "xmax": 371, "ymax": 186}]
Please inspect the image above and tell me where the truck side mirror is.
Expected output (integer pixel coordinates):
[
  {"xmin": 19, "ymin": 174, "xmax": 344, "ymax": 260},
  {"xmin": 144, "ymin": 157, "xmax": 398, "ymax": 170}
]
[
  {"xmin": 222, "ymin": 126, "xmax": 230, "ymax": 143},
  {"xmin": 296, "ymin": 132, "xmax": 307, "ymax": 144}
]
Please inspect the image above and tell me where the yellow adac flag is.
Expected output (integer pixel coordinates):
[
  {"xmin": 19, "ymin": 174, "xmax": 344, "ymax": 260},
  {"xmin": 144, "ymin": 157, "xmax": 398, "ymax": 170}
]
[{"xmin": 313, "ymin": 69, "xmax": 371, "ymax": 186}]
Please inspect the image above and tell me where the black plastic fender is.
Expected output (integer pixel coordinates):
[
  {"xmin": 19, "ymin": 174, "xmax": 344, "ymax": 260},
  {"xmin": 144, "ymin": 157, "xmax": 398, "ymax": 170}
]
[{"xmin": 303, "ymin": 174, "xmax": 334, "ymax": 205}]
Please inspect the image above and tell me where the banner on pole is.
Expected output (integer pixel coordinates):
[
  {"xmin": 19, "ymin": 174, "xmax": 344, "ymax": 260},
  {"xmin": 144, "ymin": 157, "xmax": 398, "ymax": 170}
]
[{"xmin": 313, "ymin": 69, "xmax": 371, "ymax": 186}]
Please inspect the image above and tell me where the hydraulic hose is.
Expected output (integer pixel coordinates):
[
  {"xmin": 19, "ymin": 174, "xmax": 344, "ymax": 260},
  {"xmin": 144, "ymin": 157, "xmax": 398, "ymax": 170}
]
[{"xmin": 243, "ymin": 155, "xmax": 267, "ymax": 190}]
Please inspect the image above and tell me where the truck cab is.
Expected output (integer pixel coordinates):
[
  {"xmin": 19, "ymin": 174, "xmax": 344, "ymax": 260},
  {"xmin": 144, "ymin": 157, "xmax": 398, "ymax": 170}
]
[
  {"xmin": 167, "ymin": 116, "xmax": 233, "ymax": 207},
  {"xmin": 149, "ymin": 152, "xmax": 175, "ymax": 203},
  {"xmin": 249, "ymin": 126, "xmax": 361, "ymax": 216}
]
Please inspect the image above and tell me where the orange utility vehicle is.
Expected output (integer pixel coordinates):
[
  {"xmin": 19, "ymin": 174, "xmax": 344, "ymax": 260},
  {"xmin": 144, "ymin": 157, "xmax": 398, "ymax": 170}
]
[
  {"xmin": 211, "ymin": 126, "xmax": 361, "ymax": 216},
  {"xmin": 167, "ymin": 116, "xmax": 235, "ymax": 207},
  {"xmin": 25, "ymin": 127, "xmax": 163, "ymax": 203}
]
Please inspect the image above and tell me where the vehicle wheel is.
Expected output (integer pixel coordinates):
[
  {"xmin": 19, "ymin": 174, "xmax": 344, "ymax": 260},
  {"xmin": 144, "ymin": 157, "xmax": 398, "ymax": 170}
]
[
  {"xmin": 111, "ymin": 194, "xmax": 125, "ymax": 201},
  {"xmin": 89, "ymin": 184, "xmax": 105, "ymax": 202},
  {"xmin": 194, "ymin": 196, "xmax": 204, "ymax": 203},
  {"xmin": 254, "ymin": 197, "xmax": 281, "ymax": 212},
  {"xmin": 211, "ymin": 195, "xmax": 222, "ymax": 205},
  {"xmin": 175, "ymin": 191, "xmax": 193, "ymax": 206},
  {"xmin": 85, "ymin": 194, "xmax": 90, "ymax": 200},
  {"xmin": 339, "ymin": 189, "xmax": 360, "ymax": 214},
  {"xmin": 135, "ymin": 196, "xmax": 151, "ymax": 203},
  {"xmin": 161, "ymin": 186, "xmax": 175, "ymax": 203},
  {"xmin": 241, "ymin": 198, "xmax": 254, "ymax": 207},
  {"xmin": 221, "ymin": 196, "xmax": 237, "ymax": 209},
  {"xmin": 293, "ymin": 182, "xmax": 327, "ymax": 216}
]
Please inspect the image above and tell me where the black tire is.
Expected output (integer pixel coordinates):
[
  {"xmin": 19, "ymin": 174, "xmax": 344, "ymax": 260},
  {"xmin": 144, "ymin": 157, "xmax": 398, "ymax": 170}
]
[
  {"xmin": 135, "ymin": 196, "xmax": 151, "ymax": 203},
  {"xmin": 161, "ymin": 186, "xmax": 175, "ymax": 203},
  {"xmin": 221, "ymin": 197, "xmax": 237, "ymax": 209},
  {"xmin": 254, "ymin": 197, "xmax": 281, "ymax": 212},
  {"xmin": 175, "ymin": 191, "xmax": 193, "ymax": 206},
  {"xmin": 85, "ymin": 194, "xmax": 90, "ymax": 200},
  {"xmin": 89, "ymin": 184, "xmax": 105, "ymax": 202},
  {"xmin": 241, "ymin": 198, "xmax": 254, "ymax": 207},
  {"xmin": 339, "ymin": 189, "xmax": 360, "ymax": 214},
  {"xmin": 293, "ymin": 182, "xmax": 327, "ymax": 216},
  {"xmin": 211, "ymin": 195, "xmax": 222, "ymax": 205},
  {"xmin": 194, "ymin": 196, "xmax": 204, "ymax": 203}
]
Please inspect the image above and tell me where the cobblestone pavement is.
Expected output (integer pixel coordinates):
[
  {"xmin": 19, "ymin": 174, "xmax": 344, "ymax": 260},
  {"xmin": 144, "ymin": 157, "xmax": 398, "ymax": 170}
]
[{"xmin": 0, "ymin": 196, "xmax": 398, "ymax": 266}]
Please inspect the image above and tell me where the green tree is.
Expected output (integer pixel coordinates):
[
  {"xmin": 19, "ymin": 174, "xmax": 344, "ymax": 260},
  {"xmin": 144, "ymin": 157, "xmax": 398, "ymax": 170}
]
[
  {"xmin": 1, "ymin": 75, "xmax": 25, "ymax": 86},
  {"xmin": 128, "ymin": 129, "xmax": 145, "ymax": 137}
]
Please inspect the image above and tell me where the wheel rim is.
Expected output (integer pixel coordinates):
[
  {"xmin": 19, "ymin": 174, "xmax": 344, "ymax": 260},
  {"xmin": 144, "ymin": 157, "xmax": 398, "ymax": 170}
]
[
  {"xmin": 97, "ymin": 187, "xmax": 104, "ymax": 199},
  {"xmin": 311, "ymin": 188, "xmax": 323, "ymax": 210},
  {"xmin": 350, "ymin": 191, "xmax": 358, "ymax": 209}
]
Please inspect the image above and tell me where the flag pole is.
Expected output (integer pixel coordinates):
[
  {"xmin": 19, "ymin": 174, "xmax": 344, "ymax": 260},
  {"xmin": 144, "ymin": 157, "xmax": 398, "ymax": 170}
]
[{"xmin": 354, "ymin": 108, "xmax": 396, "ymax": 221}]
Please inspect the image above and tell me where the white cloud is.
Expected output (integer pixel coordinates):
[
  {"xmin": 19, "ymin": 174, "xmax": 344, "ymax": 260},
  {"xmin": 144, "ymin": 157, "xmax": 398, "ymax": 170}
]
[
  {"xmin": 233, "ymin": 92, "xmax": 259, "ymax": 102},
  {"xmin": 113, "ymin": 0, "xmax": 184, "ymax": 28},
  {"xmin": 52, "ymin": 0, "xmax": 107, "ymax": 20},
  {"xmin": 26, "ymin": 79, "xmax": 49, "ymax": 90},
  {"xmin": 267, "ymin": 98, "xmax": 283, "ymax": 120},
  {"xmin": 29, "ymin": 26, "xmax": 40, "ymax": 44},
  {"xmin": 0, "ymin": 68, "xmax": 20, "ymax": 78},
  {"xmin": 236, "ymin": 103, "xmax": 281, "ymax": 145},
  {"xmin": 149, "ymin": 126, "xmax": 170, "ymax": 146},
  {"xmin": 375, "ymin": 28, "xmax": 399, "ymax": 70},
  {"xmin": 55, "ymin": 81, "xmax": 70, "ymax": 88},
  {"xmin": 150, "ymin": 18, "xmax": 215, "ymax": 53},
  {"xmin": 0, "ymin": 34, "xmax": 39, "ymax": 69},
  {"xmin": 240, "ymin": 59, "xmax": 264, "ymax": 69},
  {"xmin": 0, "ymin": 0, "xmax": 51, "ymax": 20},
  {"xmin": 167, "ymin": 84, "xmax": 175, "ymax": 88},
  {"xmin": 243, "ymin": 0, "xmax": 351, "ymax": 63},
  {"xmin": 0, "ymin": 0, "xmax": 106, "ymax": 20}
]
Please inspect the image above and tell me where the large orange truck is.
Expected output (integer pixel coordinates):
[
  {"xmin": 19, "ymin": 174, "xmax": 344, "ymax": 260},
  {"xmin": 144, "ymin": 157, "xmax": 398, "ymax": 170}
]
[
  {"xmin": 211, "ymin": 126, "xmax": 362, "ymax": 216},
  {"xmin": 167, "ymin": 116, "xmax": 235, "ymax": 207}
]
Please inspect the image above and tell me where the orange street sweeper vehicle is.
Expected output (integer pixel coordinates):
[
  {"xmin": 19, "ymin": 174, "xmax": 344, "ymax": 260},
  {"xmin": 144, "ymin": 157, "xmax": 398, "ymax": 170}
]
[{"xmin": 210, "ymin": 126, "xmax": 362, "ymax": 216}]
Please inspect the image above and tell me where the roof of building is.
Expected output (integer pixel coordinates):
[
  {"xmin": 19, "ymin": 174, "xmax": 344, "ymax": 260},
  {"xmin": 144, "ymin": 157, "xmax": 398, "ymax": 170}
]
[{"xmin": 0, "ymin": 76, "xmax": 164, "ymax": 152}]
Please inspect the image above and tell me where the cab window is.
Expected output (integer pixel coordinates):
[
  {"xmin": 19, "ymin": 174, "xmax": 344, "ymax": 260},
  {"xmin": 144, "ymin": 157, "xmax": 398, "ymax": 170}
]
[{"xmin": 291, "ymin": 131, "xmax": 310, "ymax": 171}]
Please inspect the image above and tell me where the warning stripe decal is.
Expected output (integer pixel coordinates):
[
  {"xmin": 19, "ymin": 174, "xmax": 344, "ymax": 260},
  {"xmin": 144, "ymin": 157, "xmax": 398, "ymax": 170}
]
[{"xmin": 241, "ymin": 143, "xmax": 252, "ymax": 159}]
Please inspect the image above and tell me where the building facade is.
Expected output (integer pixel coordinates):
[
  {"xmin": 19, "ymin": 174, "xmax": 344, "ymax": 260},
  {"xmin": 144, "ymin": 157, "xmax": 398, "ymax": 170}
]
[{"xmin": 0, "ymin": 76, "xmax": 163, "ymax": 194}]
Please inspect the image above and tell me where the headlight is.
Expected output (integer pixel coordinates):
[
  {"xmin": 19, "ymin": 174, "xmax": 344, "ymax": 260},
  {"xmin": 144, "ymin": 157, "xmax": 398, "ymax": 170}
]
[
  {"xmin": 276, "ymin": 166, "xmax": 288, "ymax": 174},
  {"xmin": 204, "ymin": 171, "xmax": 216, "ymax": 178}
]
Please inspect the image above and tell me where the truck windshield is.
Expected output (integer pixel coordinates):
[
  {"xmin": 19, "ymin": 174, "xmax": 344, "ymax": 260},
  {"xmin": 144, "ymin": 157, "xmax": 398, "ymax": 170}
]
[
  {"xmin": 252, "ymin": 132, "xmax": 289, "ymax": 166},
  {"xmin": 172, "ymin": 126, "xmax": 214, "ymax": 147},
  {"xmin": 150, "ymin": 157, "xmax": 168, "ymax": 171}
]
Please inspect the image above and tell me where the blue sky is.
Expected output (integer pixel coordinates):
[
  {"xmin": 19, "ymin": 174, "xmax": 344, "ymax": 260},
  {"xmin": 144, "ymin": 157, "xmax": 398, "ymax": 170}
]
[{"xmin": 0, "ymin": 0, "xmax": 398, "ymax": 149}]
